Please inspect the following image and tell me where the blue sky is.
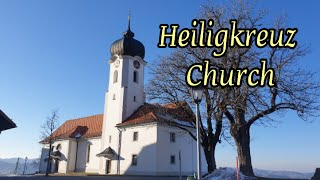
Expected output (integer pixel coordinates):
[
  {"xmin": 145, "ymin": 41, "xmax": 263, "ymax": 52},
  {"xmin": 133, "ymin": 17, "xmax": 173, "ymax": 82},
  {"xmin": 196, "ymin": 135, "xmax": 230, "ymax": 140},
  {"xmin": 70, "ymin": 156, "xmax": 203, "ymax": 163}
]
[{"xmin": 0, "ymin": 0, "xmax": 319, "ymax": 172}]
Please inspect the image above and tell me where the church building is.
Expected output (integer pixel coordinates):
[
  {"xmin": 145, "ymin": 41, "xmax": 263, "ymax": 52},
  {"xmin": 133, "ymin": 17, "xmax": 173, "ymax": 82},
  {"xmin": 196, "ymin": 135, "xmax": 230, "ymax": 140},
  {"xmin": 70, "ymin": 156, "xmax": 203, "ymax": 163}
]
[{"xmin": 39, "ymin": 19, "xmax": 205, "ymax": 176}]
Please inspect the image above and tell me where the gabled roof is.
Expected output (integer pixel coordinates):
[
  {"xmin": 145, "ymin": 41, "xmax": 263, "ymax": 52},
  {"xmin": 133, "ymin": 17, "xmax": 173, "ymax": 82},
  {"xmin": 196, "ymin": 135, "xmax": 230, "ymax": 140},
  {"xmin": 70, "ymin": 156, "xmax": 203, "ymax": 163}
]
[
  {"xmin": 97, "ymin": 146, "xmax": 116, "ymax": 157},
  {"xmin": 41, "ymin": 102, "xmax": 195, "ymax": 142},
  {"xmin": 116, "ymin": 101, "xmax": 195, "ymax": 127},
  {"xmin": 41, "ymin": 114, "xmax": 103, "ymax": 143},
  {"xmin": 0, "ymin": 110, "xmax": 17, "ymax": 133}
]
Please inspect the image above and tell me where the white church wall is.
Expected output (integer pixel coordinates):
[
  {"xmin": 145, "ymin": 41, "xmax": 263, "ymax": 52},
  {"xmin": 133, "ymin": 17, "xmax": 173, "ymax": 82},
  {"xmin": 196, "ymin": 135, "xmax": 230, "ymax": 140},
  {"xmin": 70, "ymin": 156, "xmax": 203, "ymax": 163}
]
[
  {"xmin": 55, "ymin": 140, "xmax": 70, "ymax": 173},
  {"xmin": 118, "ymin": 124, "xmax": 157, "ymax": 175},
  {"xmin": 101, "ymin": 55, "xmax": 125, "ymax": 157},
  {"xmin": 100, "ymin": 88, "xmax": 125, "ymax": 174},
  {"xmin": 39, "ymin": 140, "xmax": 70, "ymax": 174},
  {"xmin": 156, "ymin": 125, "xmax": 207, "ymax": 176},
  {"xmin": 99, "ymin": 92, "xmax": 108, "ymax": 174},
  {"xmin": 86, "ymin": 138, "xmax": 101, "ymax": 173},
  {"xmin": 74, "ymin": 137, "xmax": 101, "ymax": 173},
  {"xmin": 67, "ymin": 140, "xmax": 76, "ymax": 172},
  {"xmin": 121, "ymin": 56, "xmax": 145, "ymax": 120},
  {"xmin": 99, "ymin": 55, "xmax": 146, "ymax": 175}
]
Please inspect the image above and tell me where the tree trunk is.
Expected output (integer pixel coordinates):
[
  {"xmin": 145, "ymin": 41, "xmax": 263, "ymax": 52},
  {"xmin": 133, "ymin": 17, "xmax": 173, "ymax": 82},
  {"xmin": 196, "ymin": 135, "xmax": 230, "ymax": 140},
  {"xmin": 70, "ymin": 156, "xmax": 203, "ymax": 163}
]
[
  {"xmin": 203, "ymin": 142, "xmax": 217, "ymax": 173},
  {"xmin": 46, "ymin": 140, "xmax": 52, "ymax": 176},
  {"xmin": 204, "ymin": 115, "xmax": 222, "ymax": 173},
  {"xmin": 231, "ymin": 124, "xmax": 254, "ymax": 177}
]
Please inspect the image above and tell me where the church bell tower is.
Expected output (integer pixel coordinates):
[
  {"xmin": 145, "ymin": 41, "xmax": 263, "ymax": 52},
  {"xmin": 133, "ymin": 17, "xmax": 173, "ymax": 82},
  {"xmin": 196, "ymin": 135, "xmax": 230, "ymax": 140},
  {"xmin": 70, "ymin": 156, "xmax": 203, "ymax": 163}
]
[{"xmin": 99, "ymin": 17, "xmax": 146, "ymax": 174}]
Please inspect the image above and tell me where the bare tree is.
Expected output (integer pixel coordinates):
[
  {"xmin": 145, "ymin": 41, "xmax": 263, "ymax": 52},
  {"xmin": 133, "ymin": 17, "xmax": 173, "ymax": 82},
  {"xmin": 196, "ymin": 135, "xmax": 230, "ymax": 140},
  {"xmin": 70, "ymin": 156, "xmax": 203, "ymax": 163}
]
[
  {"xmin": 149, "ymin": 0, "xmax": 320, "ymax": 177},
  {"xmin": 198, "ymin": 0, "xmax": 320, "ymax": 176},
  {"xmin": 40, "ymin": 110, "xmax": 59, "ymax": 176}
]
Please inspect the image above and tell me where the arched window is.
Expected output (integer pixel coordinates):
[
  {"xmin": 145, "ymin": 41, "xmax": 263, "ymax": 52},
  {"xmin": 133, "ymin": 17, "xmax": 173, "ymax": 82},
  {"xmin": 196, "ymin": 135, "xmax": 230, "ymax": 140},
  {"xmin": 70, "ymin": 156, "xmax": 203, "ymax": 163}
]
[
  {"xmin": 133, "ymin": 71, "xmax": 138, "ymax": 83},
  {"xmin": 86, "ymin": 144, "xmax": 91, "ymax": 163},
  {"xmin": 113, "ymin": 70, "xmax": 118, "ymax": 83}
]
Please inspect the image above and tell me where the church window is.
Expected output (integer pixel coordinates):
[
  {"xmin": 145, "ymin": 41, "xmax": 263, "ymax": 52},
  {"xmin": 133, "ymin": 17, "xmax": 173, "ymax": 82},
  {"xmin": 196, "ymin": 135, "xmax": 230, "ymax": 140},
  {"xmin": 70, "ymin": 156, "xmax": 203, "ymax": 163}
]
[
  {"xmin": 133, "ymin": 96, "xmax": 136, "ymax": 102},
  {"xmin": 133, "ymin": 132, "xmax": 138, "ymax": 141},
  {"xmin": 109, "ymin": 135, "xmax": 111, "ymax": 143},
  {"xmin": 170, "ymin": 155, "xmax": 176, "ymax": 164},
  {"xmin": 51, "ymin": 146, "xmax": 55, "ymax": 151},
  {"xmin": 133, "ymin": 71, "xmax": 138, "ymax": 83},
  {"xmin": 170, "ymin": 132, "xmax": 176, "ymax": 142},
  {"xmin": 113, "ymin": 70, "xmax": 118, "ymax": 83},
  {"xmin": 86, "ymin": 144, "xmax": 91, "ymax": 163},
  {"xmin": 131, "ymin": 155, "xmax": 138, "ymax": 166},
  {"xmin": 113, "ymin": 94, "xmax": 116, "ymax": 100}
]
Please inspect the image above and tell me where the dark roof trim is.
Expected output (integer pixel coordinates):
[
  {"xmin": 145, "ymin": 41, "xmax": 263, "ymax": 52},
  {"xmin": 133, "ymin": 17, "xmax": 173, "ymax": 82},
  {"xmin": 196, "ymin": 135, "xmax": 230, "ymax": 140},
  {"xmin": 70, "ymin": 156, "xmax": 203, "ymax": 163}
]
[
  {"xmin": 116, "ymin": 121, "xmax": 195, "ymax": 129},
  {"xmin": 97, "ymin": 146, "xmax": 116, "ymax": 157},
  {"xmin": 116, "ymin": 121, "xmax": 157, "ymax": 128},
  {"xmin": 0, "ymin": 110, "xmax": 17, "ymax": 132}
]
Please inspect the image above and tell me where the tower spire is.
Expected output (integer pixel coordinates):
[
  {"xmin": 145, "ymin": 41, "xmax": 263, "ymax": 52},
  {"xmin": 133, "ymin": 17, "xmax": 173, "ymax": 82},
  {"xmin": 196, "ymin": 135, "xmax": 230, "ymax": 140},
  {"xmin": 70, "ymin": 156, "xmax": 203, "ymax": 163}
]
[
  {"xmin": 128, "ymin": 10, "xmax": 131, "ymax": 31},
  {"xmin": 124, "ymin": 10, "xmax": 134, "ymax": 38}
]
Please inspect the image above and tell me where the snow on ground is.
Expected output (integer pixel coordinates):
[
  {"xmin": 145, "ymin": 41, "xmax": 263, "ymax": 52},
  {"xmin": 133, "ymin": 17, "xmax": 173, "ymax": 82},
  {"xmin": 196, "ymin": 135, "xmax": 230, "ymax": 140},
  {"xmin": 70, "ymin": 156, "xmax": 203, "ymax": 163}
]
[{"xmin": 204, "ymin": 167, "xmax": 256, "ymax": 180}]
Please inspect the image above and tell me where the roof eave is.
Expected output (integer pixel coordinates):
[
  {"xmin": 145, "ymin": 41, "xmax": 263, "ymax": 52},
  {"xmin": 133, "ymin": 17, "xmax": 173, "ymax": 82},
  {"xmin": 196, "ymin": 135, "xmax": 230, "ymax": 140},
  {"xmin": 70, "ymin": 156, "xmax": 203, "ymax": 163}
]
[
  {"xmin": 116, "ymin": 121, "xmax": 158, "ymax": 129},
  {"xmin": 0, "ymin": 110, "xmax": 17, "ymax": 131}
]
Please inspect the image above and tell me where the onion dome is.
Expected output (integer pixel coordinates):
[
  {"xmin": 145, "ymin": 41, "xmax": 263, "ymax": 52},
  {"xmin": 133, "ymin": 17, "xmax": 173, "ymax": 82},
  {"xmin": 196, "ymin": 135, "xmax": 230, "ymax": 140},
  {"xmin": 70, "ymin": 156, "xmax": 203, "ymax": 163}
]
[{"xmin": 110, "ymin": 17, "xmax": 145, "ymax": 59}]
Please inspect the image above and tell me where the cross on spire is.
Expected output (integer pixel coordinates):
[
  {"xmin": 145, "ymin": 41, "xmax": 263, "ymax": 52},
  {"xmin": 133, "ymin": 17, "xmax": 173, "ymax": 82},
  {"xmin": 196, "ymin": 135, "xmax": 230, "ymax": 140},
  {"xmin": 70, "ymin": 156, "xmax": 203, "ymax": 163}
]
[
  {"xmin": 124, "ymin": 10, "xmax": 134, "ymax": 38},
  {"xmin": 128, "ymin": 10, "xmax": 131, "ymax": 31}
]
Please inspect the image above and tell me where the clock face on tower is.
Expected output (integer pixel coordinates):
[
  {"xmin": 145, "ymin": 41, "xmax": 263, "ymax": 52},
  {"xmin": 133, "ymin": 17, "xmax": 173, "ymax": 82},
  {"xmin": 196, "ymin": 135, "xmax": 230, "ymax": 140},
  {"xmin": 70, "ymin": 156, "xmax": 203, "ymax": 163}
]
[
  {"xmin": 133, "ymin": 60, "xmax": 140, "ymax": 69},
  {"xmin": 114, "ymin": 60, "xmax": 120, "ymax": 68}
]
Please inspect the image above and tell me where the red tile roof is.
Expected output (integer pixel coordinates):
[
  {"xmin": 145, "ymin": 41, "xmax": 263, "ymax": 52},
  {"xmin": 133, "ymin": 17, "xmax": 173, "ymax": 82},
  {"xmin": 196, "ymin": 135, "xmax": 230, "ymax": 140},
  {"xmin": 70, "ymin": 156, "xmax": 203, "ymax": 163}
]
[
  {"xmin": 41, "ymin": 114, "xmax": 103, "ymax": 143},
  {"xmin": 41, "ymin": 102, "xmax": 195, "ymax": 143},
  {"xmin": 117, "ymin": 102, "xmax": 195, "ymax": 127}
]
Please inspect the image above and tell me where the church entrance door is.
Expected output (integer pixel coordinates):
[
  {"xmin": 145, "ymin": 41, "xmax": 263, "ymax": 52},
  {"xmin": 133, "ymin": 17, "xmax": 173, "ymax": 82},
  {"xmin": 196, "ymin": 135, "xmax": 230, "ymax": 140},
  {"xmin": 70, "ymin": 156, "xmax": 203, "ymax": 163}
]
[{"xmin": 105, "ymin": 160, "xmax": 111, "ymax": 174}]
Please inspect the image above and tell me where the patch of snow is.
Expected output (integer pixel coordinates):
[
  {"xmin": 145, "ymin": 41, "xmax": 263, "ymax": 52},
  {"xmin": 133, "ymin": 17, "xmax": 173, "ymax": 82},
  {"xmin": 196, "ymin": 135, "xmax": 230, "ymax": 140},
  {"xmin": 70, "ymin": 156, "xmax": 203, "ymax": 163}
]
[
  {"xmin": 204, "ymin": 167, "xmax": 313, "ymax": 180},
  {"xmin": 254, "ymin": 168, "xmax": 313, "ymax": 179},
  {"xmin": 2, "ymin": 174, "xmax": 20, "ymax": 177},
  {"xmin": 204, "ymin": 167, "xmax": 256, "ymax": 180}
]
